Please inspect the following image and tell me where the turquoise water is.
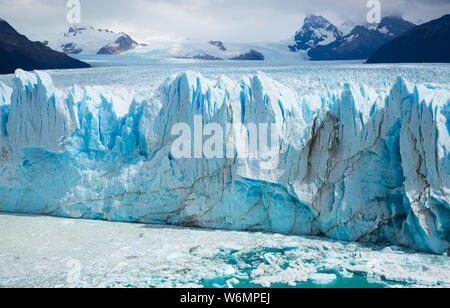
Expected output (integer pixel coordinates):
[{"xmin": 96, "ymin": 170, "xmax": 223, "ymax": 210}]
[
  {"xmin": 244, "ymin": 276, "xmax": 385, "ymax": 288},
  {"xmin": 112, "ymin": 277, "xmax": 386, "ymax": 288},
  {"xmin": 199, "ymin": 247, "xmax": 391, "ymax": 288},
  {"xmin": 201, "ymin": 276, "xmax": 386, "ymax": 289}
]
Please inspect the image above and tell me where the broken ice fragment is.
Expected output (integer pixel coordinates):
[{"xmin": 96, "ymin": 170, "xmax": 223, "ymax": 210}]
[
  {"xmin": 309, "ymin": 273, "xmax": 337, "ymax": 285},
  {"xmin": 282, "ymin": 242, "xmax": 300, "ymax": 252},
  {"xmin": 263, "ymin": 253, "xmax": 277, "ymax": 266},
  {"xmin": 226, "ymin": 278, "xmax": 240, "ymax": 288}
]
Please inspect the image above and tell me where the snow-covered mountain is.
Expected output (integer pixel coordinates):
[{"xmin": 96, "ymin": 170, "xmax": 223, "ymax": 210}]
[
  {"xmin": 289, "ymin": 15, "xmax": 416, "ymax": 60},
  {"xmin": 24, "ymin": 14, "xmax": 419, "ymax": 63},
  {"xmin": 121, "ymin": 39, "xmax": 303, "ymax": 62},
  {"xmin": 40, "ymin": 15, "xmax": 414, "ymax": 62},
  {"xmin": 309, "ymin": 17, "xmax": 416, "ymax": 60},
  {"xmin": 337, "ymin": 21, "xmax": 357, "ymax": 36},
  {"xmin": 0, "ymin": 19, "xmax": 89, "ymax": 74},
  {"xmin": 45, "ymin": 26, "xmax": 143, "ymax": 55},
  {"xmin": 368, "ymin": 14, "xmax": 450, "ymax": 63},
  {"xmin": 289, "ymin": 15, "xmax": 342, "ymax": 52},
  {"xmin": 44, "ymin": 26, "xmax": 300, "ymax": 61}
]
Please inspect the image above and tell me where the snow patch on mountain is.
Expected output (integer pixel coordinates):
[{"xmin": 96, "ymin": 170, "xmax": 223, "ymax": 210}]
[
  {"xmin": 123, "ymin": 40, "xmax": 302, "ymax": 62},
  {"xmin": 338, "ymin": 21, "xmax": 357, "ymax": 36},
  {"xmin": 289, "ymin": 15, "xmax": 342, "ymax": 52},
  {"xmin": 47, "ymin": 26, "xmax": 142, "ymax": 55},
  {"xmin": 290, "ymin": 15, "xmax": 415, "ymax": 60}
]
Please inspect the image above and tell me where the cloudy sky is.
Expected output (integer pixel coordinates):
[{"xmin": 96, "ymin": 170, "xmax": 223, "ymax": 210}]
[{"xmin": 1, "ymin": 0, "xmax": 449, "ymax": 42}]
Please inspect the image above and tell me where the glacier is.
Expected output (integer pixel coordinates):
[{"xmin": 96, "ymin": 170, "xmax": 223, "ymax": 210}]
[{"xmin": 0, "ymin": 68, "xmax": 448, "ymax": 254}]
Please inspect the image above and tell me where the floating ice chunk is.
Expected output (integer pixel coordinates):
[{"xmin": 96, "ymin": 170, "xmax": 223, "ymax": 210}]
[
  {"xmin": 381, "ymin": 246, "xmax": 404, "ymax": 254},
  {"xmin": 220, "ymin": 243, "xmax": 243, "ymax": 254},
  {"xmin": 230, "ymin": 254, "xmax": 248, "ymax": 269},
  {"xmin": 263, "ymin": 253, "xmax": 277, "ymax": 266},
  {"xmin": 226, "ymin": 278, "xmax": 240, "ymax": 288},
  {"xmin": 309, "ymin": 273, "xmax": 337, "ymax": 285},
  {"xmin": 223, "ymin": 265, "xmax": 236, "ymax": 276},
  {"xmin": 251, "ymin": 263, "xmax": 313, "ymax": 287},
  {"xmin": 282, "ymin": 242, "xmax": 300, "ymax": 252}
]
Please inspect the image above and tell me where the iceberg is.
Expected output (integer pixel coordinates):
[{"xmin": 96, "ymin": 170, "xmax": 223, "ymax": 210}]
[
  {"xmin": 0, "ymin": 69, "xmax": 448, "ymax": 254},
  {"xmin": 309, "ymin": 273, "xmax": 337, "ymax": 285}
]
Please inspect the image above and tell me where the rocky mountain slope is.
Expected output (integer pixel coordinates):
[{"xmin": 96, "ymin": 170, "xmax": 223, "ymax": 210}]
[
  {"xmin": 367, "ymin": 14, "xmax": 450, "ymax": 63},
  {"xmin": 290, "ymin": 15, "xmax": 416, "ymax": 60},
  {"xmin": 0, "ymin": 19, "xmax": 90, "ymax": 74},
  {"xmin": 45, "ymin": 26, "xmax": 143, "ymax": 55}
]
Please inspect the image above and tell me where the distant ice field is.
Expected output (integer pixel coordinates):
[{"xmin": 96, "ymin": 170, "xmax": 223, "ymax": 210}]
[{"xmin": 1, "ymin": 61, "xmax": 449, "ymax": 96}]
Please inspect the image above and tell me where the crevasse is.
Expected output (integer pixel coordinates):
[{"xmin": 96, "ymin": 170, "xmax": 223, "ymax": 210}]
[{"xmin": 0, "ymin": 69, "xmax": 448, "ymax": 254}]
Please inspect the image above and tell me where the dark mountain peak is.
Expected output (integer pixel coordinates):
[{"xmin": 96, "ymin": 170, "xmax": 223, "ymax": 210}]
[
  {"xmin": 437, "ymin": 14, "xmax": 450, "ymax": 21},
  {"xmin": 97, "ymin": 34, "xmax": 139, "ymax": 55},
  {"xmin": 290, "ymin": 15, "xmax": 341, "ymax": 52},
  {"xmin": 306, "ymin": 15, "xmax": 415, "ymax": 61},
  {"xmin": 67, "ymin": 26, "xmax": 88, "ymax": 34},
  {"xmin": 0, "ymin": 18, "xmax": 18, "ymax": 35},
  {"xmin": 209, "ymin": 41, "xmax": 226, "ymax": 51},
  {"xmin": 303, "ymin": 15, "xmax": 332, "ymax": 28},
  {"xmin": 350, "ymin": 25, "xmax": 373, "ymax": 35},
  {"xmin": 117, "ymin": 34, "xmax": 137, "ymax": 46},
  {"xmin": 380, "ymin": 15, "xmax": 405, "ymax": 23},
  {"xmin": 377, "ymin": 16, "xmax": 416, "ymax": 37},
  {"xmin": 230, "ymin": 49, "xmax": 264, "ymax": 61},
  {"xmin": 367, "ymin": 14, "xmax": 450, "ymax": 63},
  {"xmin": 0, "ymin": 18, "xmax": 89, "ymax": 74},
  {"xmin": 422, "ymin": 14, "xmax": 450, "ymax": 27}
]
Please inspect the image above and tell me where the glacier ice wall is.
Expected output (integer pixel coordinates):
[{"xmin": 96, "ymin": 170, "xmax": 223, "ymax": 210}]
[{"xmin": 0, "ymin": 69, "xmax": 448, "ymax": 254}]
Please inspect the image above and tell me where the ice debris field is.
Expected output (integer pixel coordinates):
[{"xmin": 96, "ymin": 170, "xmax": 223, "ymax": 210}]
[
  {"xmin": 0, "ymin": 62, "xmax": 449, "ymax": 287},
  {"xmin": 0, "ymin": 214, "xmax": 449, "ymax": 288}
]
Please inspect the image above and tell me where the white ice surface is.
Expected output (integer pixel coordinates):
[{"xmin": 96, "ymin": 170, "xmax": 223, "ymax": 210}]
[
  {"xmin": 120, "ymin": 39, "xmax": 303, "ymax": 62},
  {"xmin": 0, "ymin": 63, "xmax": 448, "ymax": 255},
  {"xmin": 46, "ymin": 26, "xmax": 129, "ymax": 55},
  {"xmin": 0, "ymin": 214, "xmax": 448, "ymax": 288}
]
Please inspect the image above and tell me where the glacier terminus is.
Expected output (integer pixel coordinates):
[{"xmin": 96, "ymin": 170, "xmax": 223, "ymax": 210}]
[{"xmin": 0, "ymin": 63, "xmax": 448, "ymax": 256}]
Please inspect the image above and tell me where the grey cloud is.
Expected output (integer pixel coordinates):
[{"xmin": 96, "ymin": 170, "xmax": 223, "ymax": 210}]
[{"xmin": 1, "ymin": 0, "xmax": 449, "ymax": 42}]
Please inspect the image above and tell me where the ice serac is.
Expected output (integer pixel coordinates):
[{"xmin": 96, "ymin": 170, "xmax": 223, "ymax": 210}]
[
  {"xmin": 0, "ymin": 81, "xmax": 12, "ymax": 150},
  {"xmin": 6, "ymin": 70, "xmax": 77, "ymax": 153},
  {"xmin": 0, "ymin": 69, "xmax": 448, "ymax": 254}
]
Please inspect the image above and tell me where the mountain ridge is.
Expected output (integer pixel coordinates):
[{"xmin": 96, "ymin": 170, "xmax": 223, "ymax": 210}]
[
  {"xmin": 0, "ymin": 19, "xmax": 90, "ymax": 75},
  {"xmin": 367, "ymin": 14, "xmax": 450, "ymax": 63},
  {"xmin": 290, "ymin": 15, "xmax": 416, "ymax": 60},
  {"xmin": 289, "ymin": 15, "xmax": 342, "ymax": 52},
  {"xmin": 46, "ymin": 26, "xmax": 144, "ymax": 55}
]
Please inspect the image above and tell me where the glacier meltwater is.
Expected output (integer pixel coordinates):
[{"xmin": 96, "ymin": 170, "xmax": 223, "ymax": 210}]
[{"xmin": 0, "ymin": 66, "xmax": 448, "ymax": 254}]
